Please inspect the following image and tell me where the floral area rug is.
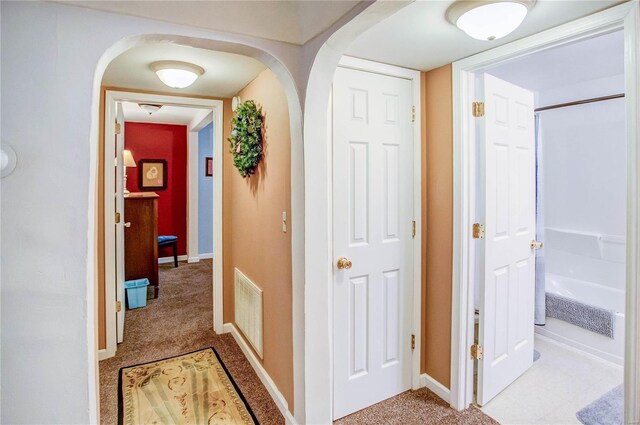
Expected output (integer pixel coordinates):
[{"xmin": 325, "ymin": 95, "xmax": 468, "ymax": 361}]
[{"xmin": 119, "ymin": 348, "xmax": 257, "ymax": 424}]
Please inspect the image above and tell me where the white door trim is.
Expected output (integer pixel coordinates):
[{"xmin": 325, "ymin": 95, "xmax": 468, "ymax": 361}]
[
  {"xmin": 318, "ymin": 56, "xmax": 422, "ymax": 419},
  {"xmin": 450, "ymin": 3, "xmax": 640, "ymax": 423},
  {"xmin": 103, "ymin": 91, "xmax": 224, "ymax": 359},
  {"xmin": 187, "ymin": 130, "xmax": 200, "ymax": 263},
  {"xmin": 187, "ymin": 111, "xmax": 214, "ymax": 263}
]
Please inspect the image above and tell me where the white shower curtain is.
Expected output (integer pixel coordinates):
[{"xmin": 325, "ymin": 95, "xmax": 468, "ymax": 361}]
[{"xmin": 535, "ymin": 113, "xmax": 546, "ymax": 326}]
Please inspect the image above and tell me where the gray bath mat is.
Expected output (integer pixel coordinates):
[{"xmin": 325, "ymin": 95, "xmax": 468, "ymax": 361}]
[
  {"xmin": 576, "ymin": 384, "xmax": 623, "ymax": 425},
  {"xmin": 546, "ymin": 292, "xmax": 615, "ymax": 338}
]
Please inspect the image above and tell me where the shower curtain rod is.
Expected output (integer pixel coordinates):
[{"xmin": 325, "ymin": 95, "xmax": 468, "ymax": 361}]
[{"xmin": 535, "ymin": 93, "xmax": 625, "ymax": 112}]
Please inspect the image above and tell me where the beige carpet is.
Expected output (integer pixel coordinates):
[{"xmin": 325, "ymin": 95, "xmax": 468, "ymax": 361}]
[
  {"xmin": 100, "ymin": 260, "xmax": 496, "ymax": 425},
  {"xmin": 99, "ymin": 260, "xmax": 284, "ymax": 425},
  {"xmin": 334, "ymin": 388, "xmax": 499, "ymax": 425}
]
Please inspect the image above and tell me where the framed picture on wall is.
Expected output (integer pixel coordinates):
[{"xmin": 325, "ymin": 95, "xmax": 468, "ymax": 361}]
[
  {"xmin": 138, "ymin": 159, "xmax": 168, "ymax": 191},
  {"xmin": 206, "ymin": 157, "xmax": 213, "ymax": 177}
]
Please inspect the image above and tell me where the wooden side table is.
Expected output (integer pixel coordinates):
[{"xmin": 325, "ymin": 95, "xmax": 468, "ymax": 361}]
[{"xmin": 124, "ymin": 192, "xmax": 159, "ymax": 298}]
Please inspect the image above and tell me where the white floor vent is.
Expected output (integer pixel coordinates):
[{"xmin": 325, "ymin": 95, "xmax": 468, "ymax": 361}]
[{"xmin": 234, "ymin": 268, "xmax": 264, "ymax": 358}]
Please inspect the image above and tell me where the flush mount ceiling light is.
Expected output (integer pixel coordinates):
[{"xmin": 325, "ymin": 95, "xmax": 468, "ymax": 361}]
[
  {"xmin": 150, "ymin": 60, "xmax": 205, "ymax": 89},
  {"xmin": 138, "ymin": 103, "xmax": 162, "ymax": 115},
  {"xmin": 446, "ymin": 0, "xmax": 535, "ymax": 41}
]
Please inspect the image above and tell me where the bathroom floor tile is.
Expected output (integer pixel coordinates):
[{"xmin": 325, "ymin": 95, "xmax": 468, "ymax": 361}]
[{"xmin": 480, "ymin": 334, "xmax": 622, "ymax": 425}]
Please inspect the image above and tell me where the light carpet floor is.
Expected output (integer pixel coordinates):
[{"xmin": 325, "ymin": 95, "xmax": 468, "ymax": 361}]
[
  {"xmin": 99, "ymin": 260, "xmax": 284, "ymax": 425},
  {"xmin": 334, "ymin": 388, "xmax": 498, "ymax": 425}
]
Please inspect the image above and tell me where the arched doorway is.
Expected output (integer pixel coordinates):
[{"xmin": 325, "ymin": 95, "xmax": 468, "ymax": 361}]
[{"xmin": 91, "ymin": 34, "xmax": 305, "ymax": 423}]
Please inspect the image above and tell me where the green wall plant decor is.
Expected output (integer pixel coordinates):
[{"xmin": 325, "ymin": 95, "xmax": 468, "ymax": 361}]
[{"xmin": 228, "ymin": 100, "xmax": 263, "ymax": 178}]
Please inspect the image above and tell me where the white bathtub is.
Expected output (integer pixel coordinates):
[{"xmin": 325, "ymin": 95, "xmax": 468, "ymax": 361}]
[{"xmin": 536, "ymin": 273, "xmax": 625, "ymax": 365}]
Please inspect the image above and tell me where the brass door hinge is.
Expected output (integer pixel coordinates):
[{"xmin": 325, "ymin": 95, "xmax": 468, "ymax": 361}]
[
  {"xmin": 115, "ymin": 212, "xmax": 121, "ymax": 224},
  {"xmin": 411, "ymin": 334, "xmax": 416, "ymax": 350},
  {"xmin": 472, "ymin": 223, "xmax": 485, "ymax": 239},
  {"xmin": 412, "ymin": 106, "xmax": 416, "ymax": 123},
  {"xmin": 115, "ymin": 122, "xmax": 122, "ymax": 135},
  {"xmin": 412, "ymin": 220, "xmax": 416, "ymax": 238},
  {"xmin": 471, "ymin": 344, "xmax": 483, "ymax": 360},
  {"xmin": 116, "ymin": 300, "xmax": 122, "ymax": 312},
  {"xmin": 472, "ymin": 102, "xmax": 485, "ymax": 117}
]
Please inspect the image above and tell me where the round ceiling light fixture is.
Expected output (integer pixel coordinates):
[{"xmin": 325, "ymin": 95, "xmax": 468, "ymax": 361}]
[
  {"xmin": 446, "ymin": 0, "xmax": 535, "ymax": 41},
  {"xmin": 138, "ymin": 103, "xmax": 162, "ymax": 115},
  {"xmin": 150, "ymin": 60, "xmax": 205, "ymax": 89}
]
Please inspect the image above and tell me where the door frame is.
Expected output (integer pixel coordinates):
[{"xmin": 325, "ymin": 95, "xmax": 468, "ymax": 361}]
[
  {"xmin": 450, "ymin": 3, "xmax": 640, "ymax": 422},
  {"xmin": 101, "ymin": 90, "xmax": 224, "ymax": 360},
  {"xmin": 186, "ymin": 110, "xmax": 214, "ymax": 264},
  {"xmin": 322, "ymin": 56, "xmax": 422, "ymax": 418}
]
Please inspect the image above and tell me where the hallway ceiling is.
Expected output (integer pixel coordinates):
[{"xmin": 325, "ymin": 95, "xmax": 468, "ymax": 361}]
[
  {"xmin": 122, "ymin": 102, "xmax": 211, "ymax": 126},
  {"xmin": 346, "ymin": 0, "xmax": 625, "ymax": 71},
  {"xmin": 103, "ymin": 44, "xmax": 266, "ymax": 98},
  {"xmin": 55, "ymin": 0, "xmax": 361, "ymax": 45}
]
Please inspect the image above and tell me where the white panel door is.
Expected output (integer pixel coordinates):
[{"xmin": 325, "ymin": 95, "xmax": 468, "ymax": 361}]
[
  {"xmin": 332, "ymin": 67, "xmax": 413, "ymax": 420},
  {"xmin": 477, "ymin": 74, "xmax": 536, "ymax": 405},
  {"xmin": 116, "ymin": 102, "xmax": 125, "ymax": 343}
]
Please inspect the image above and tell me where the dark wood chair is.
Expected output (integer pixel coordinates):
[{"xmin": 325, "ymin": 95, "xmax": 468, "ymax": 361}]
[{"xmin": 158, "ymin": 235, "xmax": 178, "ymax": 267}]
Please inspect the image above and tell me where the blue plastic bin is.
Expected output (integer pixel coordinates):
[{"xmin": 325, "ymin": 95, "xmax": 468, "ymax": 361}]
[{"xmin": 125, "ymin": 278, "xmax": 150, "ymax": 309}]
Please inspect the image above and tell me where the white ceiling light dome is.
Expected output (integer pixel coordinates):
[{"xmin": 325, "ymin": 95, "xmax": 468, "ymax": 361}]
[
  {"xmin": 150, "ymin": 60, "xmax": 205, "ymax": 89},
  {"xmin": 138, "ymin": 103, "xmax": 162, "ymax": 115},
  {"xmin": 446, "ymin": 0, "xmax": 535, "ymax": 41}
]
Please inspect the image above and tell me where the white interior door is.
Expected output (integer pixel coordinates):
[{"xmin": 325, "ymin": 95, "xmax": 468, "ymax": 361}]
[
  {"xmin": 477, "ymin": 73, "xmax": 536, "ymax": 405},
  {"xmin": 332, "ymin": 67, "xmax": 413, "ymax": 420},
  {"xmin": 115, "ymin": 102, "xmax": 125, "ymax": 343}
]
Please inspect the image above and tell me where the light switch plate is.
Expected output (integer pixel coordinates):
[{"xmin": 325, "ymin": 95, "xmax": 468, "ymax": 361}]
[{"xmin": 282, "ymin": 211, "xmax": 287, "ymax": 233}]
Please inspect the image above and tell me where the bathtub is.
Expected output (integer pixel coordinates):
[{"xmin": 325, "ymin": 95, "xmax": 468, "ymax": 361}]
[{"xmin": 536, "ymin": 273, "xmax": 625, "ymax": 365}]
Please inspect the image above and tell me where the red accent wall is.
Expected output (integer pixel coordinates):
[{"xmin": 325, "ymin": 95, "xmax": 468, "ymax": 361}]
[{"xmin": 125, "ymin": 122, "xmax": 188, "ymax": 256}]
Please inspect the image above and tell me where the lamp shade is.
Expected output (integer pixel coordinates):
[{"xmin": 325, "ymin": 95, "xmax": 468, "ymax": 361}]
[{"xmin": 123, "ymin": 150, "xmax": 137, "ymax": 167}]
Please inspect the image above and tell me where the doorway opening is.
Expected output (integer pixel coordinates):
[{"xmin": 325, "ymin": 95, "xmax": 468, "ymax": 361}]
[
  {"xmin": 469, "ymin": 30, "xmax": 626, "ymax": 425},
  {"xmin": 95, "ymin": 41, "xmax": 299, "ymax": 423},
  {"xmin": 100, "ymin": 90, "xmax": 224, "ymax": 360}
]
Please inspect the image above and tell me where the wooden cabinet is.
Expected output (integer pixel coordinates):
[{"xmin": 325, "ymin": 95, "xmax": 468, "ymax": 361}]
[{"xmin": 124, "ymin": 192, "xmax": 159, "ymax": 297}]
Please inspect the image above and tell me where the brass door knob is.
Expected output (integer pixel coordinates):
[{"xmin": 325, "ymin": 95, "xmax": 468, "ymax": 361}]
[
  {"xmin": 336, "ymin": 257, "xmax": 352, "ymax": 270},
  {"xmin": 530, "ymin": 240, "xmax": 543, "ymax": 250}
]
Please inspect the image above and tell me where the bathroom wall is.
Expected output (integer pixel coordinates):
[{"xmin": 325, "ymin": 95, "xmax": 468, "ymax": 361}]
[
  {"xmin": 198, "ymin": 122, "xmax": 214, "ymax": 255},
  {"xmin": 539, "ymin": 74, "xmax": 626, "ymax": 290}
]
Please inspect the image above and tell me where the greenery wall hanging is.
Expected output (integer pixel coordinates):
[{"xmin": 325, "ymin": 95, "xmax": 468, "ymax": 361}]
[{"xmin": 228, "ymin": 100, "xmax": 263, "ymax": 178}]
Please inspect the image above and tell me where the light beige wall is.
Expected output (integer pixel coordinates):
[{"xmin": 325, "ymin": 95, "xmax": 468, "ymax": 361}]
[
  {"xmin": 421, "ymin": 64, "xmax": 453, "ymax": 388},
  {"xmin": 223, "ymin": 69, "xmax": 294, "ymax": 409}
]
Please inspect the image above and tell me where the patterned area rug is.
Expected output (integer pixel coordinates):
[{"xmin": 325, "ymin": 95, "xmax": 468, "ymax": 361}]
[{"xmin": 119, "ymin": 348, "xmax": 257, "ymax": 425}]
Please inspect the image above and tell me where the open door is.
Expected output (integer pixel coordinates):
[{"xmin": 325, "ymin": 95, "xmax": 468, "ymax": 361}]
[
  {"xmin": 477, "ymin": 73, "xmax": 536, "ymax": 405},
  {"xmin": 115, "ymin": 102, "xmax": 125, "ymax": 343}
]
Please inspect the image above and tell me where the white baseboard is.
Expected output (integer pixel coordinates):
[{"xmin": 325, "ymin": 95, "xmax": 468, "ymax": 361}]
[
  {"xmin": 199, "ymin": 253, "xmax": 213, "ymax": 260},
  {"xmin": 98, "ymin": 348, "xmax": 114, "ymax": 361},
  {"xmin": 187, "ymin": 256, "xmax": 200, "ymax": 263},
  {"xmin": 535, "ymin": 327, "xmax": 624, "ymax": 367},
  {"xmin": 158, "ymin": 255, "xmax": 188, "ymax": 264},
  {"xmin": 420, "ymin": 373, "xmax": 451, "ymax": 403},
  {"xmin": 223, "ymin": 323, "xmax": 296, "ymax": 424}
]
